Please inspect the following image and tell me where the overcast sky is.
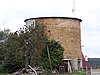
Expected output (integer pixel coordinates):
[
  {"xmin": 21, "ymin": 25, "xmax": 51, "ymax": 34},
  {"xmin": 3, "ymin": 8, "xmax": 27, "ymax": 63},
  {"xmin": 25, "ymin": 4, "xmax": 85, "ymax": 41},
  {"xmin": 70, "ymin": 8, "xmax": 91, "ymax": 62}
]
[{"xmin": 0, "ymin": 0, "xmax": 100, "ymax": 58}]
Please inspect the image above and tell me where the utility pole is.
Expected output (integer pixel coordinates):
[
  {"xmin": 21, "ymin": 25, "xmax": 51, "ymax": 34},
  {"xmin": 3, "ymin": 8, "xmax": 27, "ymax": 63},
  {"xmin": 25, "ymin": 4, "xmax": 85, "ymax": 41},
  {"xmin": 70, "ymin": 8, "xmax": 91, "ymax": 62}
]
[
  {"xmin": 47, "ymin": 45, "xmax": 52, "ymax": 72},
  {"xmin": 25, "ymin": 41, "xmax": 29, "ymax": 70}
]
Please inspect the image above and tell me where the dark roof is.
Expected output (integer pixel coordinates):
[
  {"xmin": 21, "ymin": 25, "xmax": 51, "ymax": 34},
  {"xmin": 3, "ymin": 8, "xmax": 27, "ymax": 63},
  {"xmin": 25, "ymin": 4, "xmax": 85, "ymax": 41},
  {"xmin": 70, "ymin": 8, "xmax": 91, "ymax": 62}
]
[
  {"xmin": 24, "ymin": 17, "xmax": 82, "ymax": 22},
  {"xmin": 88, "ymin": 58, "xmax": 100, "ymax": 68},
  {"xmin": 82, "ymin": 54, "xmax": 91, "ymax": 68},
  {"xmin": 88, "ymin": 58, "xmax": 100, "ymax": 61}
]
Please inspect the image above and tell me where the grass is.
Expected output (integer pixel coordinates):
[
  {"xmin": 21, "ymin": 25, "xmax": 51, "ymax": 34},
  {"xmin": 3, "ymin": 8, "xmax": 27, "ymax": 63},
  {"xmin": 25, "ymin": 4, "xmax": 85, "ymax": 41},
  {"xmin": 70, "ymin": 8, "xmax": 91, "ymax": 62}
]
[{"xmin": 68, "ymin": 71, "xmax": 85, "ymax": 75}]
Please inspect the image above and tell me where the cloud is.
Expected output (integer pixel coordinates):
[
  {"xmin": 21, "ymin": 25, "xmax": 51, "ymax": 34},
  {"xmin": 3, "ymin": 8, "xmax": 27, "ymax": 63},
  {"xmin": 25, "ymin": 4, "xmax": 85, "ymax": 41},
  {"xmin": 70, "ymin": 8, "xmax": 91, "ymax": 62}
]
[
  {"xmin": 76, "ymin": 0, "xmax": 100, "ymax": 30},
  {"xmin": 81, "ymin": 31, "xmax": 100, "ymax": 57},
  {"xmin": 0, "ymin": 0, "xmax": 73, "ymax": 27},
  {"xmin": 0, "ymin": 18, "xmax": 25, "ymax": 32}
]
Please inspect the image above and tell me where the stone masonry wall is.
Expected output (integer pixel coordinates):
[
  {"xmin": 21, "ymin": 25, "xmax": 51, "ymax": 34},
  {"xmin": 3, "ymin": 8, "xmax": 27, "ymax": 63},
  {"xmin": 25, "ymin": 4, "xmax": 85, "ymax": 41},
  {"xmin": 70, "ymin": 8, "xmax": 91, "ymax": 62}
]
[{"xmin": 36, "ymin": 18, "xmax": 82, "ymax": 59}]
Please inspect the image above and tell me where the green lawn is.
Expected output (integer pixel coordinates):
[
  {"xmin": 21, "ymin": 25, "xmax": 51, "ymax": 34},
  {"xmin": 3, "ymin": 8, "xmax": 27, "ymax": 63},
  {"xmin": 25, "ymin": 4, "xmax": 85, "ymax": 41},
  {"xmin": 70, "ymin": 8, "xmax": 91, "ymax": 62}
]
[{"xmin": 68, "ymin": 71, "xmax": 85, "ymax": 75}]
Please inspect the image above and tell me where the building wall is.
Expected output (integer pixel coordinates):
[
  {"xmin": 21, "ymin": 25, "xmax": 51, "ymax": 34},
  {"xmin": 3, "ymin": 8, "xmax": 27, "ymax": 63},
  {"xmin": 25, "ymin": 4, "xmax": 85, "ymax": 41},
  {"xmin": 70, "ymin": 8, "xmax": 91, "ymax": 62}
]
[{"xmin": 35, "ymin": 17, "xmax": 82, "ymax": 59}]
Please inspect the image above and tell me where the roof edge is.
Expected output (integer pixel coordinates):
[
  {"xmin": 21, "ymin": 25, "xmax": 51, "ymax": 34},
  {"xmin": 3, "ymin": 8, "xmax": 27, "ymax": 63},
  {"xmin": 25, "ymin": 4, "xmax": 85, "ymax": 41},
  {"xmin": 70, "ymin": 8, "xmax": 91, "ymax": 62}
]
[{"xmin": 24, "ymin": 17, "xmax": 82, "ymax": 22}]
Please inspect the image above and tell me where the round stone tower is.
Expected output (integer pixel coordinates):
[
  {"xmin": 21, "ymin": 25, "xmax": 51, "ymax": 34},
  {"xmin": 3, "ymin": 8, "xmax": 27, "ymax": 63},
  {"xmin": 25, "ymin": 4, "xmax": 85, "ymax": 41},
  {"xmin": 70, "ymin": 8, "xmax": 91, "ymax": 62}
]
[
  {"xmin": 24, "ymin": 17, "xmax": 82, "ymax": 59},
  {"xmin": 24, "ymin": 17, "xmax": 82, "ymax": 71}
]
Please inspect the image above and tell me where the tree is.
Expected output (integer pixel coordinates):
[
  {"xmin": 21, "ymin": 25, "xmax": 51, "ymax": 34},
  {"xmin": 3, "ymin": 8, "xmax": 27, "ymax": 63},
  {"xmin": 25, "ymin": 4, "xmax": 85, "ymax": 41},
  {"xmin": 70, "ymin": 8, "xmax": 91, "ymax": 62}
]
[
  {"xmin": 0, "ymin": 29, "xmax": 10, "ymax": 66},
  {"xmin": 0, "ymin": 29, "xmax": 10, "ymax": 41},
  {"xmin": 2, "ymin": 32, "xmax": 24, "ymax": 73},
  {"xmin": 41, "ymin": 40, "xmax": 64, "ymax": 72},
  {"xmin": 0, "ymin": 24, "xmax": 47, "ymax": 73},
  {"xmin": 18, "ymin": 24, "xmax": 47, "ymax": 67},
  {"xmin": 2, "ymin": 27, "xmax": 35, "ymax": 73}
]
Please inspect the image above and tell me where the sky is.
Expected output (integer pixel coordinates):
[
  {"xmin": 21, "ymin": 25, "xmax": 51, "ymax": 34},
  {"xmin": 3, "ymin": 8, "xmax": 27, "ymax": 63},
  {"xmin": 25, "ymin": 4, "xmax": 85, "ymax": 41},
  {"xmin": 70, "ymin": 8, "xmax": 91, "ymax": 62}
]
[{"xmin": 0, "ymin": 0, "xmax": 100, "ymax": 58}]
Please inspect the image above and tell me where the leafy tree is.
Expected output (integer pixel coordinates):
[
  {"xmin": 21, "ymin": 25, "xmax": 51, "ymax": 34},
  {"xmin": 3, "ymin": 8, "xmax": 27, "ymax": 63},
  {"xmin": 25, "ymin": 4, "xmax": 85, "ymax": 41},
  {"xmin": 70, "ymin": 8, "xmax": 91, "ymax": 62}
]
[
  {"xmin": 20, "ymin": 24, "xmax": 47, "ymax": 67},
  {"xmin": 2, "ymin": 32, "xmax": 24, "ymax": 73},
  {"xmin": 1, "ymin": 27, "xmax": 35, "ymax": 72},
  {"xmin": 41, "ymin": 40, "xmax": 64, "ymax": 71},
  {"xmin": 0, "ymin": 29, "xmax": 10, "ymax": 41},
  {"xmin": 0, "ymin": 24, "xmax": 47, "ymax": 73},
  {"xmin": 0, "ymin": 29, "xmax": 10, "ymax": 65}
]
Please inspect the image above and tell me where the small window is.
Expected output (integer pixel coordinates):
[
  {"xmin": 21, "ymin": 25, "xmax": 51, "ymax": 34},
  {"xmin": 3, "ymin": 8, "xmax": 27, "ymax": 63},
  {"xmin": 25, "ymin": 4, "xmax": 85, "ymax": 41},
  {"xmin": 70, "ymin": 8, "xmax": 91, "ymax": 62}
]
[{"xmin": 30, "ymin": 21, "xmax": 35, "ymax": 29}]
